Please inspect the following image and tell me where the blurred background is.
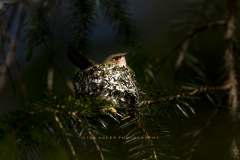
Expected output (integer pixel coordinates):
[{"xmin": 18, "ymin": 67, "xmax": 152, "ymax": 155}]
[{"xmin": 0, "ymin": 0, "xmax": 238, "ymax": 159}]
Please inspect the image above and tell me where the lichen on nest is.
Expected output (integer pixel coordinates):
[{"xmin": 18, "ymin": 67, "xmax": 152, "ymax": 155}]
[{"xmin": 74, "ymin": 63, "xmax": 143, "ymax": 108}]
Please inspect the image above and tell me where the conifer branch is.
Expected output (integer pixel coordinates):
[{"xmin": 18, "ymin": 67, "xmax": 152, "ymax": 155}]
[
  {"xmin": 0, "ymin": 2, "xmax": 29, "ymax": 107},
  {"xmin": 1, "ymin": 1, "xmax": 238, "ymax": 159},
  {"xmin": 69, "ymin": 0, "xmax": 96, "ymax": 52},
  {"xmin": 186, "ymin": 135, "xmax": 202, "ymax": 160},
  {"xmin": 0, "ymin": 2, "xmax": 17, "ymax": 84},
  {"xmin": 0, "ymin": 26, "xmax": 16, "ymax": 95},
  {"xmin": 6, "ymin": 2, "xmax": 19, "ymax": 30},
  {"xmin": 99, "ymin": 0, "xmax": 139, "ymax": 46},
  {"xmin": 53, "ymin": 112, "xmax": 79, "ymax": 160},
  {"xmin": 52, "ymin": 63, "xmax": 75, "ymax": 93},
  {"xmin": 174, "ymin": 0, "xmax": 208, "ymax": 81},
  {"xmin": 184, "ymin": 59, "xmax": 207, "ymax": 80},
  {"xmin": 0, "ymin": 3, "xmax": 25, "ymax": 93},
  {"xmin": 187, "ymin": 103, "xmax": 220, "ymax": 160},
  {"xmin": 133, "ymin": 113, "xmax": 157, "ymax": 160},
  {"xmin": 141, "ymin": 85, "xmax": 230, "ymax": 106},
  {"xmin": 147, "ymin": 0, "xmax": 208, "ymax": 82},
  {"xmin": 147, "ymin": 20, "xmax": 226, "ymax": 84},
  {"xmin": 15, "ymin": 58, "xmax": 29, "ymax": 107},
  {"xmin": 72, "ymin": 112, "xmax": 105, "ymax": 160},
  {"xmin": 0, "ymin": 3, "xmax": 29, "ymax": 106},
  {"xmin": 29, "ymin": 107, "xmax": 81, "ymax": 115},
  {"xmin": 25, "ymin": 1, "xmax": 73, "ymax": 94}
]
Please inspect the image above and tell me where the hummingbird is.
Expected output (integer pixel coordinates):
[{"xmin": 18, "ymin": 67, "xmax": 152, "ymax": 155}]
[
  {"xmin": 67, "ymin": 44, "xmax": 145, "ymax": 69},
  {"xmin": 68, "ymin": 44, "xmax": 145, "ymax": 111}
]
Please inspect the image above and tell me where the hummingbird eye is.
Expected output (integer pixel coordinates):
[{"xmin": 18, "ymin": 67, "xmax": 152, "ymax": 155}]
[{"xmin": 113, "ymin": 57, "xmax": 119, "ymax": 61}]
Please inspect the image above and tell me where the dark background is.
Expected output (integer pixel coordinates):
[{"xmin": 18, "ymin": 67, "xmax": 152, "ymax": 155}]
[{"xmin": 0, "ymin": 0, "xmax": 234, "ymax": 159}]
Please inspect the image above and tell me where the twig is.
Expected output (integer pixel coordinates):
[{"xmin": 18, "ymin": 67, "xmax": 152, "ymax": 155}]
[
  {"xmin": 99, "ymin": 0, "xmax": 138, "ymax": 46},
  {"xmin": 174, "ymin": 0, "xmax": 208, "ymax": 82},
  {"xmin": 47, "ymin": 64, "xmax": 54, "ymax": 92},
  {"xmin": 188, "ymin": 20, "xmax": 226, "ymax": 39},
  {"xmin": 174, "ymin": 20, "xmax": 226, "ymax": 82},
  {"xmin": 0, "ymin": 3, "xmax": 25, "ymax": 94},
  {"xmin": 11, "ymin": 2, "xmax": 29, "ymax": 107},
  {"xmin": 0, "ymin": 26, "xmax": 16, "ymax": 95},
  {"xmin": 15, "ymin": 58, "xmax": 29, "ymax": 107},
  {"xmin": 0, "ymin": 1, "xmax": 29, "ymax": 107},
  {"xmin": 133, "ymin": 113, "xmax": 158, "ymax": 160},
  {"xmin": 187, "ymin": 104, "xmax": 220, "ymax": 160},
  {"xmin": 141, "ymin": 85, "xmax": 230, "ymax": 106},
  {"xmin": 53, "ymin": 112, "xmax": 79, "ymax": 160},
  {"xmin": 25, "ymin": 3, "xmax": 74, "ymax": 94},
  {"xmin": 72, "ymin": 112, "xmax": 105, "ymax": 160},
  {"xmin": 29, "ymin": 108, "xmax": 82, "ymax": 115},
  {"xmin": 52, "ymin": 63, "xmax": 75, "ymax": 94},
  {"xmin": 6, "ymin": 2, "xmax": 19, "ymax": 30},
  {"xmin": 174, "ymin": 39, "xmax": 190, "ymax": 81},
  {"xmin": 147, "ymin": 20, "xmax": 226, "ymax": 84},
  {"xmin": 184, "ymin": 59, "xmax": 207, "ymax": 80},
  {"xmin": 145, "ymin": 0, "xmax": 209, "ymax": 83},
  {"xmin": 0, "ymin": 4, "xmax": 17, "ymax": 95},
  {"xmin": 186, "ymin": 135, "xmax": 202, "ymax": 160}
]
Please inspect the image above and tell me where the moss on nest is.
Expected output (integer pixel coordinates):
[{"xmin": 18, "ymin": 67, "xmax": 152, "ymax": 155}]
[{"xmin": 74, "ymin": 63, "xmax": 143, "ymax": 108}]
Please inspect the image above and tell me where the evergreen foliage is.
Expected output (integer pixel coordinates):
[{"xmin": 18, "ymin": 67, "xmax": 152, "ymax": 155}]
[{"xmin": 0, "ymin": 0, "xmax": 240, "ymax": 160}]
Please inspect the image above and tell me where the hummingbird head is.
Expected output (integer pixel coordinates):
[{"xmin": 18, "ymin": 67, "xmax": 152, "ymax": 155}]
[
  {"xmin": 103, "ymin": 53, "xmax": 127, "ymax": 67},
  {"xmin": 103, "ymin": 44, "xmax": 145, "ymax": 67}
]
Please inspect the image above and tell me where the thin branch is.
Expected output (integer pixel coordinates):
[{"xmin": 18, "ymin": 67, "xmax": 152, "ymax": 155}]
[
  {"xmin": 0, "ymin": 2, "xmax": 29, "ymax": 107},
  {"xmin": 188, "ymin": 20, "xmax": 226, "ymax": 39},
  {"xmin": 52, "ymin": 63, "xmax": 75, "ymax": 94},
  {"xmin": 147, "ymin": 20, "xmax": 226, "ymax": 83},
  {"xmin": 186, "ymin": 135, "xmax": 202, "ymax": 160},
  {"xmin": 99, "ymin": 0, "xmax": 138, "ymax": 46},
  {"xmin": 6, "ymin": 2, "xmax": 19, "ymax": 30},
  {"xmin": 152, "ymin": 0, "xmax": 207, "ymax": 84},
  {"xmin": 174, "ymin": 38, "xmax": 190, "ymax": 82},
  {"xmin": 141, "ymin": 85, "xmax": 230, "ymax": 106},
  {"xmin": 0, "ymin": 3, "xmax": 18, "ymax": 95},
  {"xmin": 53, "ymin": 112, "xmax": 79, "ymax": 160},
  {"xmin": 72, "ymin": 112, "xmax": 105, "ymax": 160},
  {"xmin": 174, "ymin": 20, "xmax": 226, "ymax": 81},
  {"xmin": 174, "ymin": 0, "xmax": 211, "ymax": 81},
  {"xmin": 15, "ymin": 58, "xmax": 29, "ymax": 107},
  {"xmin": 133, "ymin": 113, "xmax": 158, "ymax": 160},
  {"xmin": 0, "ymin": 26, "xmax": 16, "ymax": 95},
  {"xmin": 187, "ymin": 103, "xmax": 220, "ymax": 160},
  {"xmin": 25, "ymin": 3, "xmax": 73, "ymax": 94},
  {"xmin": 69, "ymin": 0, "xmax": 96, "ymax": 51},
  {"xmin": 184, "ymin": 59, "xmax": 207, "ymax": 80},
  {"xmin": 47, "ymin": 64, "xmax": 54, "ymax": 93},
  {"xmin": 0, "ymin": 3, "xmax": 25, "ymax": 94},
  {"xmin": 30, "ymin": 108, "xmax": 80, "ymax": 115}
]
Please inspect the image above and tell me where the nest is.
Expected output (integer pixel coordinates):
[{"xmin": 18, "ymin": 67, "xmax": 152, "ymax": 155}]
[{"xmin": 74, "ymin": 63, "xmax": 144, "ymax": 108}]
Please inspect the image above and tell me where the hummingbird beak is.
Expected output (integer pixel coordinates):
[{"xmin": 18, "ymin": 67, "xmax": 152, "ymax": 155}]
[{"xmin": 124, "ymin": 43, "xmax": 145, "ymax": 57}]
